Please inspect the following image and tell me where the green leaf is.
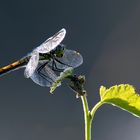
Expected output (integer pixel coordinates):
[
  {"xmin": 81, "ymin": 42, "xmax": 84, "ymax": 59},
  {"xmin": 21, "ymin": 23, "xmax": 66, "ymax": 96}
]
[
  {"xmin": 100, "ymin": 84, "xmax": 140, "ymax": 118},
  {"xmin": 50, "ymin": 67, "xmax": 74, "ymax": 93}
]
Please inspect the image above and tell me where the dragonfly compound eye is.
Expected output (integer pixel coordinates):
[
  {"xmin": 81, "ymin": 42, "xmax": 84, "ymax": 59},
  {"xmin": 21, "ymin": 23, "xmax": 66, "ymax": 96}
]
[{"xmin": 55, "ymin": 44, "xmax": 65, "ymax": 58}]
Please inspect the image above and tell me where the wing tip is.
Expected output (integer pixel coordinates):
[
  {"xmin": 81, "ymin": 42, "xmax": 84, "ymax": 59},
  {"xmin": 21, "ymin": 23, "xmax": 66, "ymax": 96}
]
[{"xmin": 59, "ymin": 28, "xmax": 66, "ymax": 35}]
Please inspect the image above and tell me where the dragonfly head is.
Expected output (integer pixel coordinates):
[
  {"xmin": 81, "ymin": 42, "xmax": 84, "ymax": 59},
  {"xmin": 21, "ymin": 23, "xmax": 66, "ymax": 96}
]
[{"xmin": 54, "ymin": 44, "xmax": 65, "ymax": 58}]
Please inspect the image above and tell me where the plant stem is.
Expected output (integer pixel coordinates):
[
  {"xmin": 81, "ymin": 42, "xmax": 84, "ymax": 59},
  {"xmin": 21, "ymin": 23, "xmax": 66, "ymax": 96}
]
[
  {"xmin": 81, "ymin": 95, "xmax": 91, "ymax": 140},
  {"xmin": 91, "ymin": 101, "xmax": 103, "ymax": 120},
  {"xmin": 81, "ymin": 96, "xmax": 103, "ymax": 140}
]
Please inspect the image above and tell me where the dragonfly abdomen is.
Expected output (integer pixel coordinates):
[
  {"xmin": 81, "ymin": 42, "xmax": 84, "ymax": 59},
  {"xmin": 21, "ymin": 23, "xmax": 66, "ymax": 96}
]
[{"xmin": 0, "ymin": 57, "xmax": 29, "ymax": 77}]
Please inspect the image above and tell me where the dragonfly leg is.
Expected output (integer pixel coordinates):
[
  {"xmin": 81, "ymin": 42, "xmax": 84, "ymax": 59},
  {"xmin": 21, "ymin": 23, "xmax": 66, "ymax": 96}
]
[
  {"xmin": 36, "ymin": 61, "xmax": 54, "ymax": 84},
  {"xmin": 51, "ymin": 59, "xmax": 63, "ymax": 72},
  {"xmin": 37, "ymin": 61, "xmax": 49, "ymax": 72},
  {"xmin": 54, "ymin": 58, "xmax": 71, "ymax": 67},
  {"xmin": 38, "ymin": 71, "xmax": 54, "ymax": 84},
  {"xmin": 51, "ymin": 58, "xmax": 71, "ymax": 72}
]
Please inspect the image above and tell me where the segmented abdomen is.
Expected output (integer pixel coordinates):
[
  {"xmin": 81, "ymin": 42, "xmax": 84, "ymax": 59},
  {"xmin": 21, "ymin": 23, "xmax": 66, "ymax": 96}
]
[{"xmin": 0, "ymin": 57, "xmax": 29, "ymax": 76}]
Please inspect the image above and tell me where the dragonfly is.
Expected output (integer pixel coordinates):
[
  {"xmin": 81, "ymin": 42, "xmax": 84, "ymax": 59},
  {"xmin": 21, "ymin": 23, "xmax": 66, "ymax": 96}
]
[{"xmin": 0, "ymin": 28, "xmax": 83, "ymax": 87}]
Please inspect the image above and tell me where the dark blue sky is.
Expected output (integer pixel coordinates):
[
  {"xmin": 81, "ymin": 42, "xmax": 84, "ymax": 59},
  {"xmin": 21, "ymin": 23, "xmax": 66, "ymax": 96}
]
[{"xmin": 0, "ymin": 0, "xmax": 140, "ymax": 140}]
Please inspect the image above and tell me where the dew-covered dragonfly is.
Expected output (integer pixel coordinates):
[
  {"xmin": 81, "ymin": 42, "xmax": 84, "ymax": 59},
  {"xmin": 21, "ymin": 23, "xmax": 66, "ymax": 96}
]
[{"xmin": 0, "ymin": 28, "xmax": 83, "ymax": 87}]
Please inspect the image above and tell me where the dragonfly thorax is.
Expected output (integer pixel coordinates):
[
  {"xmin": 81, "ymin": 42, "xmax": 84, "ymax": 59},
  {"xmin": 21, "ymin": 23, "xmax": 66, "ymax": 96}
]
[
  {"xmin": 39, "ymin": 44, "xmax": 65, "ymax": 61},
  {"xmin": 50, "ymin": 44, "xmax": 65, "ymax": 58},
  {"xmin": 39, "ymin": 53, "xmax": 51, "ymax": 61}
]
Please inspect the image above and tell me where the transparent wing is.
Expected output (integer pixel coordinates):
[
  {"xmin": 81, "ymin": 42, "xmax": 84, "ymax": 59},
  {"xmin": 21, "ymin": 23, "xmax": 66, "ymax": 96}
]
[
  {"xmin": 24, "ymin": 52, "xmax": 39, "ymax": 78},
  {"xmin": 35, "ymin": 28, "xmax": 66, "ymax": 54},
  {"xmin": 30, "ymin": 61, "xmax": 58, "ymax": 87},
  {"xmin": 48, "ymin": 49, "xmax": 83, "ymax": 70}
]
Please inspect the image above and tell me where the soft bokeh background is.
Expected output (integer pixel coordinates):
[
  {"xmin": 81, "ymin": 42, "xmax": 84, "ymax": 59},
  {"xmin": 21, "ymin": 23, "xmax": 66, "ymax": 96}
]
[{"xmin": 0, "ymin": 0, "xmax": 140, "ymax": 140}]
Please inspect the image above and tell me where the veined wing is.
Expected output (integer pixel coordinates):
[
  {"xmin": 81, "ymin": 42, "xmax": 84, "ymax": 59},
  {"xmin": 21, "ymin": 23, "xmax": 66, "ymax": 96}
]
[
  {"xmin": 24, "ymin": 51, "xmax": 39, "ymax": 78},
  {"xmin": 24, "ymin": 28, "xmax": 66, "ymax": 78},
  {"xmin": 30, "ymin": 61, "xmax": 58, "ymax": 87},
  {"xmin": 48, "ymin": 49, "xmax": 83, "ymax": 70},
  {"xmin": 35, "ymin": 28, "xmax": 66, "ymax": 54}
]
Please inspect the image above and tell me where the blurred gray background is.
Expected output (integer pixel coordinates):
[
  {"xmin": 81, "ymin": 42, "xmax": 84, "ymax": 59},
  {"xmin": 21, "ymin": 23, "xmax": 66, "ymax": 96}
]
[{"xmin": 0, "ymin": 0, "xmax": 140, "ymax": 140}]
